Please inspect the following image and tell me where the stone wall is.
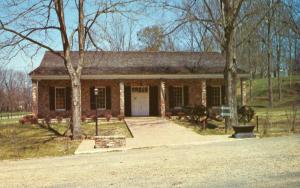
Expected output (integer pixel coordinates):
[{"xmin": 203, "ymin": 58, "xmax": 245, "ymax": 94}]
[{"xmin": 94, "ymin": 136, "xmax": 126, "ymax": 148}]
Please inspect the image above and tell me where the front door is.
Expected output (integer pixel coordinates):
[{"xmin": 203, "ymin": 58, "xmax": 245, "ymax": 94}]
[{"xmin": 131, "ymin": 86, "xmax": 149, "ymax": 116}]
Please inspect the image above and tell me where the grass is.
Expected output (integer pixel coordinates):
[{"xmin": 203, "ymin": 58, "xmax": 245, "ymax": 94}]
[
  {"xmin": 171, "ymin": 118, "xmax": 233, "ymax": 135},
  {"xmin": 245, "ymin": 75, "xmax": 300, "ymax": 137},
  {"xmin": 0, "ymin": 123, "xmax": 80, "ymax": 160},
  {"xmin": 172, "ymin": 76, "xmax": 300, "ymax": 137},
  {"xmin": 51, "ymin": 121, "xmax": 132, "ymax": 138},
  {"xmin": 0, "ymin": 111, "xmax": 30, "ymax": 118},
  {"xmin": 0, "ymin": 120, "xmax": 131, "ymax": 160},
  {"xmin": 247, "ymin": 75, "xmax": 300, "ymax": 109},
  {"xmin": 0, "ymin": 118, "xmax": 20, "ymax": 124}
]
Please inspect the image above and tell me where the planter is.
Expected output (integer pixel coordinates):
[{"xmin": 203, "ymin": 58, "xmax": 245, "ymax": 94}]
[{"xmin": 232, "ymin": 125, "xmax": 255, "ymax": 138}]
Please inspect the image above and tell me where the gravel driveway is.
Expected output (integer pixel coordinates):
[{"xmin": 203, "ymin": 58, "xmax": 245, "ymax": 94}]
[{"xmin": 0, "ymin": 135, "xmax": 299, "ymax": 187}]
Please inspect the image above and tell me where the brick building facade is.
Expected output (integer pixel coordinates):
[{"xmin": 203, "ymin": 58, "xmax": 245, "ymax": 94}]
[{"xmin": 30, "ymin": 51, "xmax": 248, "ymax": 118}]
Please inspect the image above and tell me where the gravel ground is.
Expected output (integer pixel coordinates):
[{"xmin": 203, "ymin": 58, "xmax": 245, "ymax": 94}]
[{"xmin": 0, "ymin": 135, "xmax": 299, "ymax": 188}]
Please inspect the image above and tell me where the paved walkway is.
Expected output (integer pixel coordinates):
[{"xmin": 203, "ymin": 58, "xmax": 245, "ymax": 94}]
[
  {"xmin": 76, "ymin": 117, "xmax": 236, "ymax": 154},
  {"xmin": 125, "ymin": 117, "xmax": 233, "ymax": 148}
]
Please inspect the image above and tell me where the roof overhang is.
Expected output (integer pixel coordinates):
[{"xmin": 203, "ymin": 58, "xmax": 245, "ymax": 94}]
[{"xmin": 31, "ymin": 74, "xmax": 250, "ymax": 80}]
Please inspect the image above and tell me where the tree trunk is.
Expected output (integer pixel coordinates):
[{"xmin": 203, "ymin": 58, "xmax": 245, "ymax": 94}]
[
  {"xmin": 276, "ymin": 42, "xmax": 282, "ymax": 101},
  {"xmin": 224, "ymin": 28, "xmax": 238, "ymax": 129},
  {"xmin": 70, "ymin": 76, "xmax": 81, "ymax": 139},
  {"xmin": 267, "ymin": 20, "xmax": 273, "ymax": 108},
  {"xmin": 289, "ymin": 33, "xmax": 293, "ymax": 89}
]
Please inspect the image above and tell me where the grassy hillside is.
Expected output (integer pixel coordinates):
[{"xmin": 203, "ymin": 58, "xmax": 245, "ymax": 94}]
[{"xmin": 248, "ymin": 75, "xmax": 300, "ymax": 109}]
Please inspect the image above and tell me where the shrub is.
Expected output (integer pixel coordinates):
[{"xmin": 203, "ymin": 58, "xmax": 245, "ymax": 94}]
[
  {"xmin": 45, "ymin": 116, "xmax": 51, "ymax": 125},
  {"xmin": 190, "ymin": 105, "xmax": 207, "ymax": 123},
  {"xmin": 177, "ymin": 112, "xmax": 185, "ymax": 120},
  {"xmin": 238, "ymin": 105, "xmax": 255, "ymax": 125},
  {"xmin": 56, "ymin": 116, "xmax": 63, "ymax": 123},
  {"xmin": 105, "ymin": 113, "xmax": 112, "ymax": 122},
  {"xmin": 30, "ymin": 116, "xmax": 38, "ymax": 124},
  {"xmin": 118, "ymin": 115, "xmax": 124, "ymax": 121},
  {"xmin": 81, "ymin": 115, "xmax": 87, "ymax": 122},
  {"xmin": 19, "ymin": 115, "xmax": 38, "ymax": 125},
  {"xmin": 91, "ymin": 115, "xmax": 98, "ymax": 122},
  {"xmin": 19, "ymin": 118, "xmax": 25, "ymax": 125},
  {"xmin": 165, "ymin": 112, "xmax": 172, "ymax": 119}
]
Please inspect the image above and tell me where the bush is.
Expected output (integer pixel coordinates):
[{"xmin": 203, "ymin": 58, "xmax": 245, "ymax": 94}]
[
  {"xmin": 190, "ymin": 105, "xmax": 207, "ymax": 123},
  {"xmin": 238, "ymin": 105, "xmax": 255, "ymax": 125},
  {"xmin": 56, "ymin": 116, "xmax": 63, "ymax": 123},
  {"xmin": 19, "ymin": 118, "xmax": 25, "ymax": 125},
  {"xmin": 19, "ymin": 115, "xmax": 38, "ymax": 125},
  {"xmin": 177, "ymin": 112, "xmax": 185, "ymax": 120},
  {"xmin": 45, "ymin": 116, "xmax": 51, "ymax": 124},
  {"xmin": 118, "ymin": 115, "xmax": 124, "ymax": 121},
  {"xmin": 81, "ymin": 115, "xmax": 87, "ymax": 122},
  {"xmin": 165, "ymin": 112, "xmax": 172, "ymax": 119},
  {"xmin": 105, "ymin": 112, "xmax": 112, "ymax": 122}
]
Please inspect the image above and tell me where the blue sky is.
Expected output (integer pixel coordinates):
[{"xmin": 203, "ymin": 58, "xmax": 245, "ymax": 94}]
[{"xmin": 1, "ymin": 1, "xmax": 178, "ymax": 73}]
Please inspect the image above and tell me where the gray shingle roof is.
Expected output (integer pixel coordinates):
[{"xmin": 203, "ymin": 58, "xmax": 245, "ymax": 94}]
[{"xmin": 30, "ymin": 51, "xmax": 247, "ymax": 75}]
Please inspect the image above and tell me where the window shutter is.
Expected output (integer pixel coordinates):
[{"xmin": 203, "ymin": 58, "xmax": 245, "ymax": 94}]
[
  {"xmin": 149, "ymin": 86, "xmax": 158, "ymax": 116},
  {"xmin": 184, "ymin": 86, "xmax": 189, "ymax": 106},
  {"xmin": 206, "ymin": 85, "xmax": 212, "ymax": 107},
  {"xmin": 66, "ymin": 87, "xmax": 72, "ymax": 110},
  {"xmin": 90, "ymin": 87, "xmax": 96, "ymax": 110},
  {"xmin": 168, "ymin": 86, "xmax": 174, "ymax": 109},
  {"xmin": 49, "ymin": 87, "xmax": 55, "ymax": 111},
  {"xmin": 106, "ymin": 86, "xmax": 111, "ymax": 110},
  {"xmin": 124, "ymin": 86, "xmax": 131, "ymax": 116},
  {"xmin": 221, "ymin": 85, "xmax": 226, "ymax": 105}
]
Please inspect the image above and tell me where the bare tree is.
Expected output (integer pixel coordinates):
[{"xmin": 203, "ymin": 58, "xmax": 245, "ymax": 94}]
[
  {"xmin": 137, "ymin": 25, "xmax": 165, "ymax": 51},
  {"xmin": 0, "ymin": 68, "xmax": 31, "ymax": 112},
  {"xmin": 0, "ymin": 0, "xmax": 138, "ymax": 139}
]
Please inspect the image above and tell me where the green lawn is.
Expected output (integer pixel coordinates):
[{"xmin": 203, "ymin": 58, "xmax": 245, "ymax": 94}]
[
  {"xmin": 171, "ymin": 119, "xmax": 233, "ymax": 135},
  {"xmin": 245, "ymin": 75, "xmax": 300, "ymax": 136},
  {"xmin": 247, "ymin": 75, "xmax": 300, "ymax": 109},
  {"xmin": 0, "ymin": 118, "xmax": 19, "ymax": 124},
  {"xmin": 0, "ymin": 123, "xmax": 80, "ymax": 160},
  {"xmin": 51, "ymin": 121, "xmax": 133, "ymax": 138},
  {"xmin": 0, "ymin": 111, "xmax": 30, "ymax": 118},
  {"xmin": 0, "ymin": 120, "xmax": 131, "ymax": 160},
  {"xmin": 172, "ymin": 76, "xmax": 300, "ymax": 137}
]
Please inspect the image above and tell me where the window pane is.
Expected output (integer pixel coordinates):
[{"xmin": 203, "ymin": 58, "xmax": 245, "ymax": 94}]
[
  {"xmin": 173, "ymin": 86, "xmax": 183, "ymax": 107},
  {"xmin": 96, "ymin": 87, "xmax": 106, "ymax": 109},
  {"xmin": 56, "ymin": 88, "xmax": 66, "ymax": 110}
]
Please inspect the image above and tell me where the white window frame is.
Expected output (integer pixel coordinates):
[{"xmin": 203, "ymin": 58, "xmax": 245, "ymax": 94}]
[
  {"xmin": 210, "ymin": 85, "xmax": 222, "ymax": 107},
  {"xmin": 173, "ymin": 85, "xmax": 184, "ymax": 109},
  {"xmin": 95, "ymin": 86, "xmax": 106, "ymax": 110},
  {"xmin": 55, "ymin": 87, "xmax": 66, "ymax": 111}
]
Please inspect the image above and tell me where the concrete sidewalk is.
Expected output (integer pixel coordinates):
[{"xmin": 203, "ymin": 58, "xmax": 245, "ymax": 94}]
[{"xmin": 75, "ymin": 117, "xmax": 237, "ymax": 154}]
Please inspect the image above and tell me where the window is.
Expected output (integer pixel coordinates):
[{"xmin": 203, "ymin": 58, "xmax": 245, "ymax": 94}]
[
  {"xmin": 55, "ymin": 87, "xmax": 66, "ymax": 111},
  {"xmin": 131, "ymin": 86, "xmax": 148, "ymax": 93},
  {"xmin": 173, "ymin": 86, "xmax": 184, "ymax": 108},
  {"xmin": 96, "ymin": 87, "xmax": 106, "ymax": 109},
  {"xmin": 211, "ymin": 86, "xmax": 221, "ymax": 106}
]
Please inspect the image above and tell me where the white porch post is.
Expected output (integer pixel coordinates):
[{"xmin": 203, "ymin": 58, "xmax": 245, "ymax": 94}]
[
  {"xmin": 241, "ymin": 79, "xmax": 247, "ymax": 106},
  {"xmin": 201, "ymin": 80, "xmax": 207, "ymax": 106},
  {"xmin": 32, "ymin": 80, "xmax": 38, "ymax": 116},
  {"xmin": 119, "ymin": 81, "xmax": 125, "ymax": 116},
  {"xmin": 160, "ymin": 81, "xmax": 166, "ymax": 117}
]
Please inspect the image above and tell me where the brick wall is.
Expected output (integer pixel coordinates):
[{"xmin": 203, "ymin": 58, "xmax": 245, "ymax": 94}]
[{"xmin": 35, "ymin": 78, "xmax": 224, "ymax": 118}]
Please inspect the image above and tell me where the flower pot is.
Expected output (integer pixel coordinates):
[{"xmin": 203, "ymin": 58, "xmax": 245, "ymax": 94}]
[{"xmin": 232, "ymin": 125, "xmax": 255, "ymax": 138}]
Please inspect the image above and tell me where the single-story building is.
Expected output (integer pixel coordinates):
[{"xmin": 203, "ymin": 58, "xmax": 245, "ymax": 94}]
[{"xmin": 29, "ymin": 51, "xmax": 248, "ymax": 118}]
